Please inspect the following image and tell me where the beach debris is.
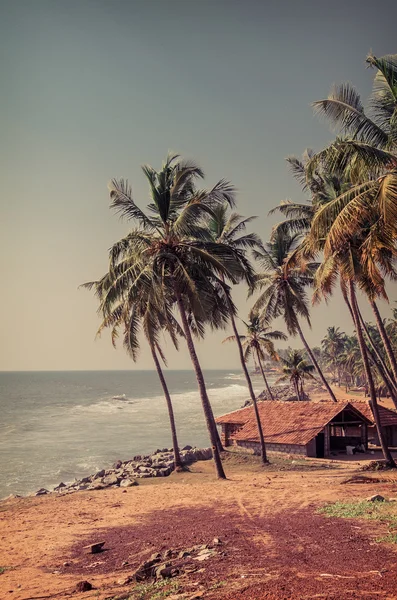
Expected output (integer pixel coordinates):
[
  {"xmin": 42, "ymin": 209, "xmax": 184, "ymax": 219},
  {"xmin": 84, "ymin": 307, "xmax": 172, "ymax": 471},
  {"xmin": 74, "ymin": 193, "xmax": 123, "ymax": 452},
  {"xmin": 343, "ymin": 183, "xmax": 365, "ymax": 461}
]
[
  {"xmin": 366, "ymin": 494, "xmax": 386, "ymax": 502},
  {"xmin": 75, "ymin": 580, "xmax": 93, "ymax": 592},
  {"xmin": 83, "ymin": 541, "xmax": 105, "ymax": 554}
]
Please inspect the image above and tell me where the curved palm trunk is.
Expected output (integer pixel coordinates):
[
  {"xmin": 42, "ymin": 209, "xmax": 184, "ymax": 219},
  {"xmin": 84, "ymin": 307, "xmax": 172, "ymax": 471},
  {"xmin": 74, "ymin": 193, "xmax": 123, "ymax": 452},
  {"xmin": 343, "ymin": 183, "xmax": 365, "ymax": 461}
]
[
  {"xmin": 150, "ymin": 344, "xmax": 182, "ymax": 470},
  {"xmin": 174, "ymin": 289, "xmax": 226, "ymax": 479},
  {"xmin": 255, "ymin": 349, "xmax": 274, "ymax": 401},
  {"xmin": 371, "ymin": 300, "xmax": 397, "ymax": 384},
  {"xmin": 346, "ymin": 296, "xmax": 397, "ymax": 407},
  {"xmin": 295, "ymin": 322, "xmax": 337, "ymax": 402},
  {"xmin": 349, "ymin": 281, "xmax": 396, "ymax": 468},
  {"xmin": 229, "ymin": 312, "xmax": 268, "ymax": 463}
]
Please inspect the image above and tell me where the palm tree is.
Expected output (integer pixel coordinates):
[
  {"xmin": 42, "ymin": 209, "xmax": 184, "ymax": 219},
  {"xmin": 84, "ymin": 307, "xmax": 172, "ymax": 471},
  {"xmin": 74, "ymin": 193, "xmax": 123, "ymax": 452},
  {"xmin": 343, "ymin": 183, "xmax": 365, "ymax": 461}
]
[
  {"xmin": 251, "ymin": 229, "xmax": 337, "ymax": 402},
  {"xmin": 276, "ymin": 350, "xmax": 316, "ymax": 401},
  {"xmin": 223, "ymin": 314, "xmax": 286, "ymax": 463},
  {"xmin": 104, "ymin": 154, "xmax": 249, "ymax": 479},
  {"xmin": 321, "ymin": 327, "xmax": 346, "ymax": 385},
  {"xmin": 313, "ymin": 246, "xmax": 396, "ymax": 467},
  {"xmin": 83, "ymin": 269, "xmax": 185, "ymax": 470},
  {"xmin": 208, "ymin": 205, "xmax": 271, "ymax": 460}
]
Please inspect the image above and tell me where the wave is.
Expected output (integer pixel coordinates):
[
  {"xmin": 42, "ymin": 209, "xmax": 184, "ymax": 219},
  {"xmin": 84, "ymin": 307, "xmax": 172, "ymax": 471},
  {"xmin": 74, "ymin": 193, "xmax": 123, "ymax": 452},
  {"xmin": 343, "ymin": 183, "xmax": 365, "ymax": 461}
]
[{"xmin": 70, "ymin": 383, "xmax": 256, "ymax": 416}]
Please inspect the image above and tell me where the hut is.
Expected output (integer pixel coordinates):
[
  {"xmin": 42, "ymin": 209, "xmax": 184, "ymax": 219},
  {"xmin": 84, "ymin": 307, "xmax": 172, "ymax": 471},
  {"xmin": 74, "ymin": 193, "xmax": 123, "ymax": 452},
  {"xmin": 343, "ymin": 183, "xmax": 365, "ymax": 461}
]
[
  {"xmin": 216, "ymin": 401, "xmax": 372, "ymax": 458},
  {"xmin": 348, "ymin": 401, "xmax": 397, "ymax": 447}
]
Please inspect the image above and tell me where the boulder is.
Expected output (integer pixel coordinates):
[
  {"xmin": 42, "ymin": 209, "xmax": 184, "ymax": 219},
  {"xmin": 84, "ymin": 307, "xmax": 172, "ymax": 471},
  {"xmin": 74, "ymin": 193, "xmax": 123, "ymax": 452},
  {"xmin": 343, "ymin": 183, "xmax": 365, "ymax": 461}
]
[
  {"xmin": 366, "ymin": 494, "xmax": 386, "ymax": 502},
  {"xmin": 75, "ymin": 581, "xmax": 93, "ymax": 592},
  {"xmin": 53, "ymin": 482, "xmax": 66, "ymax": 492},
  {"xmin": 113, "ymin": 460, "xmax": 123, "ymax": 469},
  {"xmin": 35, "ymin": 488, "xmax": 49, "ymax": 496},
  {"xmin": 93, "ymin": 469, "xmax": 105, "ymax": 479},
  {"xmin": 120, "ymin": 478, "xmax": 138, "ymax": 488},
  {"xmin": 102, "ymin": 474, "xmax": 120, "ymax": 487}
]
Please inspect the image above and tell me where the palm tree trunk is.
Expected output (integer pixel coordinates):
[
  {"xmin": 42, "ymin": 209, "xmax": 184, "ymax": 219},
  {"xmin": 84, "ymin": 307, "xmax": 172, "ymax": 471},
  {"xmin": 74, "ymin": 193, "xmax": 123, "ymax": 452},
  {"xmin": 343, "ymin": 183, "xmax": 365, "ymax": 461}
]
[
  {"xmin": 255, "ymin": 349, "xmax": 274, "ymax": 401},
  {"xmin": 371, "ymin": 300, "xmax": 397, "ymax": 384},
  {"xmin": 349, "ymin": 281, "xmax": 396, "ymax": 467},
  {"xmin": 295, "ymin": 322, "xmax": 337, "ymax": 402},
  {"xmin": 293, "ymin": 377, "xmax": 301, "ymax": 401},
  {"xmin": 228, "ymin": 311, "xmax": 268, "ymax": 463},
  {"xmin": 345, "ymin": 295, "xmax": 397, "ymax": 406},
  {"xmin": 174, "ymin": 288, "xmax": 226, "ymax": 479},
  {"xmin": 150, "ymin": 343, "xmax": 182, "ymax": 470}
]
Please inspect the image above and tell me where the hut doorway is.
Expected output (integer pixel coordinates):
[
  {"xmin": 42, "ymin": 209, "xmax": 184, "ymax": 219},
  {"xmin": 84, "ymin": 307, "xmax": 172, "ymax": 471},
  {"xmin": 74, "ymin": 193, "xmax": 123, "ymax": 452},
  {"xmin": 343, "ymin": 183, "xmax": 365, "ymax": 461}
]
[{"xmin": 316, "ymin": 432, "xmax": 325, "ymax": 458}]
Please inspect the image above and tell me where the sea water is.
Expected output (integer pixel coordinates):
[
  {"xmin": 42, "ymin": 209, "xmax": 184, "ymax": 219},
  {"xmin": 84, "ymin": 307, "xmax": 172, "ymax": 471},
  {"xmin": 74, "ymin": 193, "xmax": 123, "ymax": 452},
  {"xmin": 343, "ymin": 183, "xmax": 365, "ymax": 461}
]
[{"xmin": 0, "ymin": 370, "xmax": 271, "ymax": 498}]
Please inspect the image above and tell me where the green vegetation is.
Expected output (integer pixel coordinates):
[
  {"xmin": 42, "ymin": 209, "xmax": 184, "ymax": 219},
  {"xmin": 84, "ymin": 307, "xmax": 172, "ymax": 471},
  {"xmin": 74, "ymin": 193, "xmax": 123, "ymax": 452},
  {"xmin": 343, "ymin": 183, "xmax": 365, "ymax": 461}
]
[
  {"xmin": 318, "ymin": 500, "xmax": 397, "ymax": 543},
  {"xmin": 84, "ymin": 52, "xmax": 397, "ymax": 477}
]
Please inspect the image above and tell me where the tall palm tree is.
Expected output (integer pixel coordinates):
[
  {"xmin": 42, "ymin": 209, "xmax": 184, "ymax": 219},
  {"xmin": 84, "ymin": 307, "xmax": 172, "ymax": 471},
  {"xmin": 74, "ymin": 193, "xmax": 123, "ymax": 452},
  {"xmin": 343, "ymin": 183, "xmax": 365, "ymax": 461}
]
[
  {"xmin": 321, "ymin": 327, "xmax": 346, "ymax": 385},
  {"xmin": 223, "ymin": 315, "xmax": 286, "ymax": 463},
  {"xmin": 313, "ymin": 246, "xmax": 396, "ymax": 467},
  {"xmin": 208, "ymin": 205, "xmax": 270, "ymax": 457},
  {"xmin": 83, "ymin": 269, "xmax": 185, "ymax": 470},
  {"xmin": 251, "ymin": 230, "xmax": 337, "ymax": 402},
  {"xmin": 104, "ymin": 154, "xmax": 249, "ymax": 479},
  {"xmin": 272, "ymin": 151, "xmax": 397, "ymax": 400},
  {"xmin": 276, "ymin": 350, "xmax": 316, "ymax": 401}
]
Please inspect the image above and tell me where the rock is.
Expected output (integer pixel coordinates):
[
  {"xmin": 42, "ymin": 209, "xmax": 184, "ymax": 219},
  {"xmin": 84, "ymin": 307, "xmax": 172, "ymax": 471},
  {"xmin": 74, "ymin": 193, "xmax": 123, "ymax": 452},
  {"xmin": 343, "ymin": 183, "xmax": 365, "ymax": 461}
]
[
  {"xmin": 93, "ymin": 469, "xmax": 105, "ymax": 479},
  {"xmin": 113, "ymin": 460, "xmax": 123, "ymax": 469},
  {"xmin": 182, "ymin": 445, "xmax": 193, "ymax": 451},
  {"xmin": 178, "ymin": 550, "xmax": 190, "ymax": 559},
  {"xmin": 35, "ymin": 488, "xmax": 49, "ymax": 496},
  {"xmin": 87, "ymin": 482, "xmax": 105, "ymax": 490},
  {"xmin": 156, "ymin": 565, "xmax": 179, "ymax": 579},
  {"xmin": 212, "ymin": 537, "xmax": 222, "ymax": 545},
  {"xmin": 83, "ymin": 541, "xmax": 105, "ymax": 554},
  {"xmin": 75, "ymin": 581, "xmax": 93, "ymax": 592},
  {"xmin": 149, "ymin": 552, "xmax": 162, "ymax": 562},
  {"xmin": 120, "ymin": 478, "xmax": 138, "ymax": 488},
  {"xmin": 53, "ymin": 482, "xmax": 66, "ymax": 492},
  {"xmin": 367, "ymin": 494, "xmax": 386, "ymax": 502},
  {"xmin": 102, "ymin": 474, "xmax": 120, "ymax": 486},
  {"xmin": 63, "ymin": 561, "xmax": 71, "ymax": 567}
]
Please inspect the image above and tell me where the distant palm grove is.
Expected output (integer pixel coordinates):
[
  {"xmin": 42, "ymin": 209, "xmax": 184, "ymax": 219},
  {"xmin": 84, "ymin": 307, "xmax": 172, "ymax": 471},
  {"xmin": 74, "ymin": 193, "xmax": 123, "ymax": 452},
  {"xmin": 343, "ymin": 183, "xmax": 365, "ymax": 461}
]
[{"xmin": 84, "ymin": 52, "xmax": 397, "ymax": 476}]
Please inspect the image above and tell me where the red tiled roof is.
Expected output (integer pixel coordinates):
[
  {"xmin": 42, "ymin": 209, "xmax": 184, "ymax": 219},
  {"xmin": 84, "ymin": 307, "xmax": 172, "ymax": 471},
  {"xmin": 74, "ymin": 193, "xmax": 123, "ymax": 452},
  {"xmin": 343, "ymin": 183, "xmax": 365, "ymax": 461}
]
[
  {"xmin": 216, "ymin": 401, "xmax": 372, "ymax": 446},
  {"xmin": 346, "ymin": 401, "xmax": 397, "ymax": 427}
]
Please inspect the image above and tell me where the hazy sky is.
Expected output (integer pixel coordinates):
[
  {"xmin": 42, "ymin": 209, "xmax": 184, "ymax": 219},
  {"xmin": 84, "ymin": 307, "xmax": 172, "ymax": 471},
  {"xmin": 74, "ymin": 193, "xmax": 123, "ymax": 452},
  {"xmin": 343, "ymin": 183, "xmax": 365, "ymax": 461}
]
[{"xmin": 1, "ymin": 0, "xmax": 396, "ymax": 371}]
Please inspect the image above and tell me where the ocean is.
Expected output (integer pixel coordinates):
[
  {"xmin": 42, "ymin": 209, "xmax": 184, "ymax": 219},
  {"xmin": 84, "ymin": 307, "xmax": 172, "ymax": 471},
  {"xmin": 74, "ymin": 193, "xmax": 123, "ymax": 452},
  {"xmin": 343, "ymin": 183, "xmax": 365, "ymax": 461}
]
[{"xmin": 0, "ymin": 369, "xmax": 271, "ymax": 499}]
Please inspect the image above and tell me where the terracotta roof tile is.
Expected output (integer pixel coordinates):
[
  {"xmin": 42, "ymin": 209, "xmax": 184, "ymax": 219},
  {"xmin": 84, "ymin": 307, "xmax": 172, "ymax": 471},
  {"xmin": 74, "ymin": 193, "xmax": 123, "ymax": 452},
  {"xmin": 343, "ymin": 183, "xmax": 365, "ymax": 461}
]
[{"xmin": 216, "ymin": 401, "xmax": 372, "ymax": 446}]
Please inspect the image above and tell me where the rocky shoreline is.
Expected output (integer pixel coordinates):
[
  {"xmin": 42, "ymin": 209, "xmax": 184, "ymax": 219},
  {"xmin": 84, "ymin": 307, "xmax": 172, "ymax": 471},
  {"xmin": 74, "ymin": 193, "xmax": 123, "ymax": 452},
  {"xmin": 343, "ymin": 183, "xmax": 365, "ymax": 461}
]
[{"xmin": 32, "ymin": 446, "xmax": 213, "ymax": 497}]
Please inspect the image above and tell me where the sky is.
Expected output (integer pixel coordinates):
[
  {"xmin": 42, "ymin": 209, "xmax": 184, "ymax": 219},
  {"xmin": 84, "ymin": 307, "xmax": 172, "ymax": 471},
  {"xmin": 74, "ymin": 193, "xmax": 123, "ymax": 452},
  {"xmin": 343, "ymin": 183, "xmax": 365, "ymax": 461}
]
[{"xmin": 1, "ymin": 0, "xmax": 396, "ymax": 371}]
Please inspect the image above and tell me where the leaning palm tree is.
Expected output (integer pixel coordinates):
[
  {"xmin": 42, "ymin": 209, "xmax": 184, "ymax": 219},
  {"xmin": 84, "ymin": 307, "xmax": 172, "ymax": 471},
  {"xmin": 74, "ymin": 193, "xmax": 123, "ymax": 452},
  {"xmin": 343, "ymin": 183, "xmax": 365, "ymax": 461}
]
[
  {"xmin": 223, "ymin": 314, "xmax": 286, "ymax": 463},
  {"xmin": 208, "ymin": 205, "xmax": 271, "ymax": 455},
  {"xmin": 83, "ymin": 269, "xmax": 184, "ymax": 470},
  {"xmin": 104, "ymin": 154, "xmax": 249, "ymax": 479},
  {"xmin": 312, "ymin": 244, "xmax": 396, "ymax": 467},
  {"xmin": 276, "ymin": 350, "xmax": 316, "ymax": 401},
  {"xmin": 251, "ymin": 230, "xmax": 337, "ymax": 402}
]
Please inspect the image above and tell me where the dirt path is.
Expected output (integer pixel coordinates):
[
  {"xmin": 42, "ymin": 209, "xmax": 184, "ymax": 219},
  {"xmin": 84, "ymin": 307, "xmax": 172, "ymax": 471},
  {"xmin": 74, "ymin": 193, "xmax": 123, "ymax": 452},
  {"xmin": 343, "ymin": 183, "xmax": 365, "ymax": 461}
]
[{"xmin": 1, "ymin": 456, "xmax": 397, "ymax": 599}]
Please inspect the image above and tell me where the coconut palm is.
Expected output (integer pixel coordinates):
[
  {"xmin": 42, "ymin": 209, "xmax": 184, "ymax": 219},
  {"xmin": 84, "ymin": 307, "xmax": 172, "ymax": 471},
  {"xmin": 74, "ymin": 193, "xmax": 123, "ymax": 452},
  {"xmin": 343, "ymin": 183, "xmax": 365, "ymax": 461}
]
[
  {"xmin": 83, "ymin": 270, "xmax": 184, "ymax": 469},
  {"xmin": 313, "ymin": 245, "xmax": 396, "ymax": 467},
  {"xmin": 251, "ymin": 229, "xmax": 337, "ymax": 402},
  {"xmin": 276, "ymin": 350, "xmax": 316, "ymax": 401},
  {"xmin": 321, "ymin": 327, "xmax": 346, "ymax": 385},
  {"xmin": 272, "ymin": 150, "xmax": 397, "ymax": 400},
  {"xmin": 223, "ymin": 314, "xmax": 286, "ymax": 463},
  {"xmin": 208, "ymin": 205, "xmax": 270, "ymax": 457},
  {"xmin": 103, "ymin": 154, "xmax": 251, "ymax": 479}
]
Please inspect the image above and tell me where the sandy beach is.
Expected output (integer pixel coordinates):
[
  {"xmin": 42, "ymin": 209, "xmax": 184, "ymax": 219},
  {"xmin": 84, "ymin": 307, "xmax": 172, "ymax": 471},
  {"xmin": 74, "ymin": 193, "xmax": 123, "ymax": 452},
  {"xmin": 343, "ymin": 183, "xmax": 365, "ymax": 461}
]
[{"xmin": 2, "ymin": 443, "xmax": 397, "ymax": 600}]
